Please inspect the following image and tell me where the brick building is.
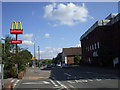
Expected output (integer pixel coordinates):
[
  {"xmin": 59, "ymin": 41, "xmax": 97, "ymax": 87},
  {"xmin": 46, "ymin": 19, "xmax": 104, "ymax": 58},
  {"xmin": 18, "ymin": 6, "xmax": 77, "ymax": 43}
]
[
  {"xmin": 80, "ymin": 13, "xmax": 120, "ymax": 66},
  {"xmin": 62, "ymin": 47, "xmax": 82, "ymax": 64}
]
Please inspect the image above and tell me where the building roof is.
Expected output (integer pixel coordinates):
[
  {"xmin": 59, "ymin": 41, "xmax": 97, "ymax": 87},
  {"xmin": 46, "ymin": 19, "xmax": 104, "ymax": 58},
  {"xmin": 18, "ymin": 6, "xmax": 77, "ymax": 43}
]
[
  {"xmin": 80, "ymin": 13, "xmax": 119, "ymax": 40},
  {"xmin": 63, "ymin": 47, "xmax": 82, "ymax": 56}
]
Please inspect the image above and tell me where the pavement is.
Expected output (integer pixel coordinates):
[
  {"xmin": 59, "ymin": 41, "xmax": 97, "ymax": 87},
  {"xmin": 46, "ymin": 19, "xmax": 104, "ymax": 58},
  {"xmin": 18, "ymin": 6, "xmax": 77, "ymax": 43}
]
[{"xmin": 11, "ymin": 65, "xmax": 119, "ymax": 90}]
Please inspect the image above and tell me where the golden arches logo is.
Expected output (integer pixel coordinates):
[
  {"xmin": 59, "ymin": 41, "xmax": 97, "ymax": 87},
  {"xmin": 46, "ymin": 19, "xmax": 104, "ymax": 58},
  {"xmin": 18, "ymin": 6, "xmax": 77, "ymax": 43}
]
[
  {"xmin": 10, "ymin": 21, "xmax": 23, "ymax": 34},
  {"xmin": 11, "ymin": 21, "xmax": 23, "ymax": 29}
]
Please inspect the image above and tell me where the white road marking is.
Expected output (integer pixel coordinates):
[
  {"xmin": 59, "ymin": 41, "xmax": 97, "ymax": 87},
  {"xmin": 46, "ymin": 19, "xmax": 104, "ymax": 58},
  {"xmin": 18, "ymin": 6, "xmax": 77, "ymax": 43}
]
[
  {"xmin": 43, "ymin": 81, "xmax": 50, "ymax": 84},
  {"xmin": 75, "ymin": 80, "xmax": 83, "ymax": 83},
  {"xmin": 14, "ymin": 80, "xmax": 20, "ymax": 87},
  {"xmin": 75, "ymin": 79, "xmax": 88, "ymax": 83},
  {"xmin": 88, "ymin": 79, "xmax": 93, "ymax": 82},
  {"xmin": 22, "ymin": 82, "xmax": 43, "ymax": 84},
  {"xmin": 67, "ymin": 81, "xmax": 75, "ymax": 83},
  {"xmin": 11, "ymin": 79, "xmax": 15, "ymax": 83},
  {"xmin": 82, "ymin": 80, "xmax": 88, "ymax": 83},
  {"xmin": 96, "ymin": 79, "xmax": 102, "ymax": 81},
  {"xmin": 55, "ymin": 79, "xmax": 68, "ymax": 90},
  {"xmin": 49, "ymin": 79, "xmax": 58, "ymax": 87},
  {"xmin": 68, "ymin": 84, "xmax": 75, "ymax": 88},
  {"xmin": 64, "ymin": 73, "xmax": 71, "ymax": 76}
]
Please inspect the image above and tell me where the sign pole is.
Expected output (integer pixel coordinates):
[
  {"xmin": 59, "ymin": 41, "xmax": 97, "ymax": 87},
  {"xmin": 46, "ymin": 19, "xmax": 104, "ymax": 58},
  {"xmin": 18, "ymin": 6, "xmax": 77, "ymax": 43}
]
[{"xmin": 16, "ymin": 33, "xmax": 18, "ymax": 75}]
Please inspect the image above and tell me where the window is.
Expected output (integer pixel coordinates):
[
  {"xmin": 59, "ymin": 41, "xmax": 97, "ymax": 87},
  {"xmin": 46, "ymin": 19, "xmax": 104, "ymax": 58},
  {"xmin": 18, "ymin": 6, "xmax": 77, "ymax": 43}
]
[
  {"xmin": 92, "ymin": 44, "xmax": 94, "ymax": 50},
  {"xmin": 90, "ymin": 45, "xmax": 91, "ymax": 51},
  {"xmin": 97, "ymin": 42, "xmax": 100, "ymax": 48},
  {"xmin": 88, "ymin": 46, "xmax": 89, "ymax": 51},
  {"xmin": 94, "ymin": 43, "xmax": 97, "ymax": 49}
]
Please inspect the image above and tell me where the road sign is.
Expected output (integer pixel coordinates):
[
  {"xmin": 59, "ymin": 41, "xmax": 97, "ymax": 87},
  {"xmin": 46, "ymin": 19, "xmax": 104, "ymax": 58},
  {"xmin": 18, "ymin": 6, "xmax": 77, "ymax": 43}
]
[
  {"xmin": 10, "ymin": 21, "xmax": 23, "ymax": 34},
  {"xmin": 10, "ymin": 40, "xmax": 22, "ymax": 44},
  {"xmin": 10, "ymin": 29, "xmax": 23, "ymax": 34},
  {"xmin": 32, "ymin": 56, "xmax": 36, "ymax": 60}
]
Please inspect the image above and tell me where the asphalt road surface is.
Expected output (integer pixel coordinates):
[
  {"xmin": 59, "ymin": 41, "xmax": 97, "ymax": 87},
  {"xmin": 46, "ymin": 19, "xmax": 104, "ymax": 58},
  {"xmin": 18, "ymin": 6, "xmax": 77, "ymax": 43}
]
[{"xmin": 14, "ymin": 65, "xmax": 119, "ymax": 90}]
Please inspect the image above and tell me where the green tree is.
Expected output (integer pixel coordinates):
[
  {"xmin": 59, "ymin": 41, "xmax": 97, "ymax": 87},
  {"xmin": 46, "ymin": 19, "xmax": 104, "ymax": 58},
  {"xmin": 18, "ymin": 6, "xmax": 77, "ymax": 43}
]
[
  {"xmin": 52, "ymin": 53, "xmax": 62, "ymax": 64},
  {"xmin": 2, "ymin": 35, "xmax": 33, "ymax": 78},
  {"xmin": 74, "ymin": 56, "xmax": 81, "ymax": 65},
  {"xmin": 42, "ymin": 59, "xmax": 52, "ymax": 65}
]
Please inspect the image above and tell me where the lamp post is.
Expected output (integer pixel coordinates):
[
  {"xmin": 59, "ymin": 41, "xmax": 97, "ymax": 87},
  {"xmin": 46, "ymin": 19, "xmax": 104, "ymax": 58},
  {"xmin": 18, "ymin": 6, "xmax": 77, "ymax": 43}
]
[
  {"xmin": 38, "ymin": 46, "xmax": 40, "ymax": 68},
  {"xmin": 1, "ymin": 38, "xmax": 5, "ymax": 89}
]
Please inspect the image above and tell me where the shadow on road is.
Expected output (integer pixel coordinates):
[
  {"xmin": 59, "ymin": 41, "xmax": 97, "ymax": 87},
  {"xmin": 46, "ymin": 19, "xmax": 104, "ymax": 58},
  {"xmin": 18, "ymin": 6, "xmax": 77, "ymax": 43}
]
[{"xmin": 41, "ymin": 65, "xmax": 119, "ymax": 81}]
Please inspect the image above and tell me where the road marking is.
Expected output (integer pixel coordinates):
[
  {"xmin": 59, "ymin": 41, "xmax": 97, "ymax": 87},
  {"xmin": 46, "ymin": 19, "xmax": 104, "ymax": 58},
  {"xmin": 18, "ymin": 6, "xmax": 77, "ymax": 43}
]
[
  {"xmin": 75, "ymin": 80, "xmax": 88, "ymax": 83},
  {"xmin": 43, "ymin": 81, "xmax": 50, "ymax": 84},
  {"xmin": 67, "ymin": 81, "xmax": 75, "ymax": 83},
  {"xmin": 96, "ymin": 79, "xmax": 102, "ymax": 81},
  {"xmin": 53, "ymin": 78, "xmax": 68, "ymax": 90},
  {"xmin": 75, "ymin": 80, "xmax": 83, "ymax": 83},
  {"xmin": 82, "ymin": 80, "xmax": 88, "ymax": 83},
  {"xmin": 22, "ymin": 82, "xmax": 43, "ymax": 84},
  {"xmin": 88, "ymin": 79, "xmax": 93, "ymax": 82},
  {"xmin": 49, "ymin": 79, "xmax": 58, "ymax": 87},
  {"xmin": 11, "ymin": 79, "xmax": 15, "ymax": 83},
  {"xmin": 14, "ymin": 80, "xmax": 20, "ymax": 87},
  {"xmin": 64, "ymin": 73, "xmax": 71, "ymax": 76},
  {"xmin": 68, "ymin": 84, "xmax": 75, "ymax": 88}
]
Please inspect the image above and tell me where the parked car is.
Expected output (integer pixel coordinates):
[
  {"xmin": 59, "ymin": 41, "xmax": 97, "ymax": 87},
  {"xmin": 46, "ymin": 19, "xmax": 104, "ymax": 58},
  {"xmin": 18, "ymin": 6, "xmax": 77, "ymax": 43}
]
[
  {"xmin": 47, "ymin": 63, "xmax": 55, "ymax": 68},
  {"xmin": 47, "ymin": 64, "xmax": 52, "ymax": 68},
  {"xmin": 56, "ymin": 64, "xmax": 61, "ymax": 67},
  {"xmin": 62, "ymin": 64, "xmax": 70, "ymax": 68}
]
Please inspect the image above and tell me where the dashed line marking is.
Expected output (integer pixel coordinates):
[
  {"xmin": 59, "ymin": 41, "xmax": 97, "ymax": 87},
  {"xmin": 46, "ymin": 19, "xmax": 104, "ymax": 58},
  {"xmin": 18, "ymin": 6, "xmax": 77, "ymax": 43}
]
[
  {"xmin": 49, "ymin": 79, "xmax": 58, "ymax": 87},
  {"xmin": 68, "ymin": 84, "xmax": 75, "ymax": 88},
  {"xmin": 64, "ymin": 73, "xmax": 71, "ymax": 77}
]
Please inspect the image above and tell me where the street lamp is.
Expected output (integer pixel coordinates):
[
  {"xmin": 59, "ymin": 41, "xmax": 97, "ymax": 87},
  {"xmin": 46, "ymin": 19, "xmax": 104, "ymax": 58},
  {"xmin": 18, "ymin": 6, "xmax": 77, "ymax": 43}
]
[
  {"xmin": 1, "ymin": 38, "xmax": 5, "ymax": 89},
  {"xmin": 1, "ymin": 38, "xmax": 5, "ymax": 60}
]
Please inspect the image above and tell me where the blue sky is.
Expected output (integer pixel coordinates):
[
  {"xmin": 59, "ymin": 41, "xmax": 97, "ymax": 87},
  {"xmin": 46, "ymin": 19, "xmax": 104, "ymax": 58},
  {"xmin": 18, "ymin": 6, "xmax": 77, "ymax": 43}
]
[{"xmin": 2, "ymin": 2, "xmax": 118, "ymax": 59}]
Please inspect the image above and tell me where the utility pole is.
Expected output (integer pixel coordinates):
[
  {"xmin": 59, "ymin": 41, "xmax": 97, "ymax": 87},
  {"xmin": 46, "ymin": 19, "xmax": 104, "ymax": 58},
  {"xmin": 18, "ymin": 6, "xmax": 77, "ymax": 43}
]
[
  {"xmin": 33, "ymin": 43, "xmax": 36, "ymax": 68},
  {"xmin": 38, "ymin": 46, "xmax": 40, "ymax": 67}
]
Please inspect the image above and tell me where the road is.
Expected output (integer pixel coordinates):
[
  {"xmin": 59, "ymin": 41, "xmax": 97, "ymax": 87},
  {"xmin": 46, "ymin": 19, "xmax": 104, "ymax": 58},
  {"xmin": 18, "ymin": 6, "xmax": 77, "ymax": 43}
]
[{"xmin": 14, "ymin": 65, "xmax": 119, "ymax": 90}]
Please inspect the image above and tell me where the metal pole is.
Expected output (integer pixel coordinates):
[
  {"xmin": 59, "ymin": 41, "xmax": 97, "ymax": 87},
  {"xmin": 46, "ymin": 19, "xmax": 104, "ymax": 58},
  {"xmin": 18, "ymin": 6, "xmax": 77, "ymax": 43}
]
[
  {"xmin": 1, "ymin": 38, "xmax": 6, "ymax": 89},
  {"xmin": 38, "ymin": 46, "xmax": 40, "ymax": 67},
  {"xmin": 16, "ymin": 34, "xmax": 18, "ymax": 75}
]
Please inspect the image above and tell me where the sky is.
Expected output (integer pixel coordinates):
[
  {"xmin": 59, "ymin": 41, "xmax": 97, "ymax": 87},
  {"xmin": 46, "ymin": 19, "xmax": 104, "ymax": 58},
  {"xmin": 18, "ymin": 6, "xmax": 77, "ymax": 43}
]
[{"xmin": 2, "ymin": 2, "xmax": 118, "ymax": 59}]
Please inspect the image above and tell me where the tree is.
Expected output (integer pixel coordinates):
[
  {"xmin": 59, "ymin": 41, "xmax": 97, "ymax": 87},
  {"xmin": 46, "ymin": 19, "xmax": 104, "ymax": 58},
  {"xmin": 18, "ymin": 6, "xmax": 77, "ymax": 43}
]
[
  {"xmin": 2, "ymin": 35, "xmax": 33, "ymax": 78},
  {"xmin": 42, "ymin": 59, "xmax": 52, "ymax": 65},
  {"xmin": 52, "ymin": 53, "xmax": 62, "ymax": 65},
  {"xmin": 74, "ymin": 56, "xmax": 81, "ymax": 65}
]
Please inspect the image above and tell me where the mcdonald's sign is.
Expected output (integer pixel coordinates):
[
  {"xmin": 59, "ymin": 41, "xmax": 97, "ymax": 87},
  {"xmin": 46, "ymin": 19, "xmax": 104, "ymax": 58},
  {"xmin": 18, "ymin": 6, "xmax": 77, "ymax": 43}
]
[
  {"xmin": 10, "ymin": 21, "xmax": 23, "ymax": 34},
  {"xmin": 10, "ymin": 40, "xmax": 22, "ymax": 44}
]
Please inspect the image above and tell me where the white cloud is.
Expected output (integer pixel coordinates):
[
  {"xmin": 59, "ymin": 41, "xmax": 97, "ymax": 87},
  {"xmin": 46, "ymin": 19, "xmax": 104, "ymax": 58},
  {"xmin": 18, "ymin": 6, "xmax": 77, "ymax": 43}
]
[
  {"xmin": 20, "ymin": 34, "xmax": 33, "ymax": 41},
  {"xmin": 44, "ymin": 33, "xmax": 50, "ymax": 38},
  {"xmin": 75, "ymin": 44, "xmax": 81, "ymax": 47},
  {"xmin": 44, "ymin": 3, "xmax": 93, "ymax": 26},
  {"xmin": 22, "ymin": 40, "xmax": 34, "ymax": 45},
  {"xmin": 36, "ymin": 47, "xmax": 62, "ymax": 59}
]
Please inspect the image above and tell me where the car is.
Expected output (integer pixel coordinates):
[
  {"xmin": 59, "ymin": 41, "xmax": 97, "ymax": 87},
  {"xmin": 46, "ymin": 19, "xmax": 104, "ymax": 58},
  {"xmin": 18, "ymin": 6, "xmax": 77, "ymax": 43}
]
[
  {"xmin": 56, "ymin": 64, "xmax": 61, "ymax": 67},
  {"xmin": 47, "ymin": 63, "xmax": 55, "ymax": 68},
  {"xmin": 62, "ymin": 64, "xmax": 70, "ymax": 68},
  {"xmin": 47, "ymin": 64, "xmax": 52, "ymax": 68}
]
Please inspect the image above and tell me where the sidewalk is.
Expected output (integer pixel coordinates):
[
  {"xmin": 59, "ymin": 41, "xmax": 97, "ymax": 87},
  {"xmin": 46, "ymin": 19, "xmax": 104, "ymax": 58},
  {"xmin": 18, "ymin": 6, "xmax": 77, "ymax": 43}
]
[{"xmin": 23, "ymin": 67, "xmax": 51, "ymax": 80}]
